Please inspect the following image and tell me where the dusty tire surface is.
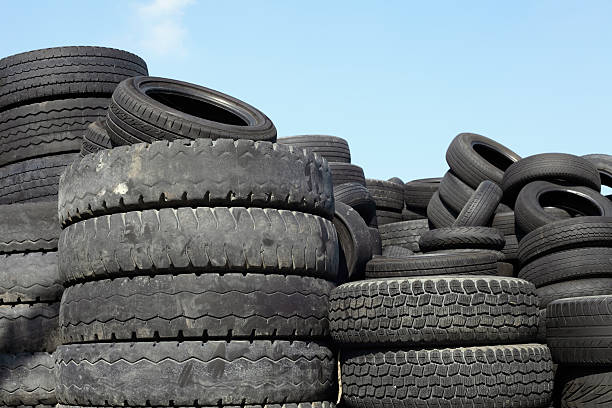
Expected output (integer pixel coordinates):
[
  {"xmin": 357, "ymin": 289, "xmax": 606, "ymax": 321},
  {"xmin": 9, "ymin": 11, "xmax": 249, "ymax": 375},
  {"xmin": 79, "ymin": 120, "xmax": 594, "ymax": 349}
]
[
  {"xmin": 378, "ymin": 219, "xmax": 429, "ymax": 252},
  {"xmin": 0, "ymin": 252, "xmax": 61, "ymax": 303},
  {"xmin": 333, "ymin": 202, "xmax": 372, "ymax": 282},
  {"xmin": 419, "ymin": 226, "xmax": 506, "ymax": 252},
  {"xmin": 79, "ymin": 119, "xmax": 112, "ymax": 156},
  {"xmin": 0, "ymin": 303, "xmax": 59, "ymax": 353},
  {"xmin": 329, "ymin": 163, "xmax": 365, "ymax": 187},
  {"xmin": 0, "ymin": 352, "xmax": 56, "ymax": 406},
  {"xmin": 334, "ymin": 182, "xmax": 376, "ymax": 226},
  {"xmin": 0, "ymin": 201, "xmax": 59, "ymax": 253},
  {"xmin": 366, "ymin": 179, "xmax": 404, "ymax": 211}
]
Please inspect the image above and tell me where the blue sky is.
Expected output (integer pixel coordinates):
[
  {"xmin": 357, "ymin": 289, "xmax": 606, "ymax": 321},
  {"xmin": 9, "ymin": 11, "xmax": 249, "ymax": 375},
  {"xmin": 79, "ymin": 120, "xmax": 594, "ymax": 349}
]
[{"xmin": 1, "ymin": 1, "xmax": 611, "ymax": 181}]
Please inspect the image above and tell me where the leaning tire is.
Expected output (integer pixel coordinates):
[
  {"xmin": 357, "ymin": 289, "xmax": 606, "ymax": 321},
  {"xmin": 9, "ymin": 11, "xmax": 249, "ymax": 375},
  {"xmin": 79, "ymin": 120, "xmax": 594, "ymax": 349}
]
[
  {"xmin": 583, "ymin": 153, "xmax": 612, "ymax": 188},
  {"xmin": 334, "ymin": 182, "xmax": 376, "ymax": 226},
  {"xmin": 80, "ymin": 119, "xmax": 112, "ymax": 156},
  {"xmin": 333, "ymin": 202, "xmax": 372, "ymax": 282},
  {"xmin": 426, "ymin": 191, "xmax": 456, "ymax": 228},
  {"xmin": 453, "ymin": 180, "xmax": 502, "ymax": 226}
]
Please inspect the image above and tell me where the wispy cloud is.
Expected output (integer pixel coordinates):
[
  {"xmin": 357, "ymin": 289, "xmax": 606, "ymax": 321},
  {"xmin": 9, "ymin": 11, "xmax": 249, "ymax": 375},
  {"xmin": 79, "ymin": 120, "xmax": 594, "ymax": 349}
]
[{"xmin": 135, "ymin": 0, "xmax": 195, "ymax": 57}]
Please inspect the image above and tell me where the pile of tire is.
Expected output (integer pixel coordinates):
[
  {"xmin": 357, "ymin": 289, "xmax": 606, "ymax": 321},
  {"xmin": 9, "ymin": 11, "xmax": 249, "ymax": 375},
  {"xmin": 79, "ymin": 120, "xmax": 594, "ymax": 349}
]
[
  {"xmin": 54, "ymin": 77, "xmax": 339, "ymax": 407},
  {"xmin": 0, "ymin": 46, "xmax": 148, "ymax": 407}
]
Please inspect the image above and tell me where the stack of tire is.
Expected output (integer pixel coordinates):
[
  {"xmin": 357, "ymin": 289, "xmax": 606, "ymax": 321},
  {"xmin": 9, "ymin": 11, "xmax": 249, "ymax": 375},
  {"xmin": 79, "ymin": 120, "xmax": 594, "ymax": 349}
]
[
  {"xmin": 0, "ymin": 46, "xmax": 148, "ymax": 407},
  {"xmin": 279, "ymin": 135, "xmax": 377, "ymax": 281},
  {"xmin": 54, "ymin": 77, "xmax": 339, "ymax": 407}
]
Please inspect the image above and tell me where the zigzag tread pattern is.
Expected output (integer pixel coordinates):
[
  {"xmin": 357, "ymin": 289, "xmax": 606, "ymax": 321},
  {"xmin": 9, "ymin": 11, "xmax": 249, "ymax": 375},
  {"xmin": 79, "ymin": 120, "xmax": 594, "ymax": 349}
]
[
  {"xmin": 0, "ymin": 252, "xmax": 61, "ymax": 302},
  {"xmin": 0, "ymin": 352, "xmax": 56, "ymax": 406}
]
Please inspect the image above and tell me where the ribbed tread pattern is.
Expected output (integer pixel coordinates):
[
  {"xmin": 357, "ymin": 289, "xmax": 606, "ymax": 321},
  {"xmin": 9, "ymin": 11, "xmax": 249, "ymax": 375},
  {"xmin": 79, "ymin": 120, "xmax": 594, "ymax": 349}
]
[
  {"xmin": 333, "ymin": 182, "xmax": 376, "ymax": 225},
  {"xmin": 559, "ymin": 369, "xmax": 612, "ymax": 408},
  {"xmin": 426, "ymin": 192, "xmax": 456, "ymax": 229},
  {"xmin": 59, "ymin": 207, "xmax": 338, "ymax": 283},
  {"xmin": 366, "ymin": 179, "xmax": 404, "ymax": 211},
  {"xmin": 55, "ymin": 340, "xmax": 336, "ymax": 406},
  {"xmin": 330, "ymin": 276, "xmax": 538, "ymax": 346},
  {"xmin": 379, "ymin": 219, "xmax": 429, "ymax": 252},
  {"xmin": 375, "ymin": 209, "xmax": 402, "ymax": 226},
  {"xmin": 419, "ymin": 227, "xmax": 506, "ymax": 252},
  {"xmin": 536, "ymin": 278, "xmax": 612, "ymax": 307},
  {"xmin": 329, "ymin": 163, "xmax": 365, "ymax": 187},
  {"xmin": 0, "ymin": 201, "xmax": 59, "ymax": 253},
  {"xmin": 341, "ymin": 344, "xmax": 553, "ymax": 408},
  {"xmin": 0, "ymin": 252, "xmax": 61, "ymax": 303},
  {"xmin": 79, "ymin": 119, "xmax": 111, "ymax": 156},
  {"xmin": 59, "ymin": 138, "xmax": 334, "ymax": 226},
  {"xmin": 381, "ymin": 245, "xmax": 414, "ymax": 258},
  {"xmin": 60, "ymin": 273, "xmax": 334, "ymax": 342},
  {"xmin": 0, "ymin": 303, "xmax": 59, "ymax": 353},
  {"xmin": 0, "ymin": 352, "xmax": 55, "ymax": 406},
  {"xmin": 439, "ymin": 171, "xmax": 475, "ymax": 214},
  {"xmin": 453, "ymin": 180, "xmax": 502, "ymax": 227},
  {"xmin": 403, "ymin": 178, "xmax": 439, "ymax": 211},
  {"xmin": 277, "ymin": 135, "xmax": 350, "ymax": 163}
]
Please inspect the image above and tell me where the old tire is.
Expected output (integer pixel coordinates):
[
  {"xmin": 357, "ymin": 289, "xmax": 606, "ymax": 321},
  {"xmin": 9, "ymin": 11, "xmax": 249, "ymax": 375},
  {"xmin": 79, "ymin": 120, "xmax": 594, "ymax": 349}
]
[
  {"xmin": 333, "ymin": 202, "xmax": 372, "ymax": 282},
  {"xmin": 419, "ymin": 227, "xmax": 506, "ymax": 252},
  {"xmin": 453, "ymin": 180, "xmax": 502, "ymax": 227},
  {"xmin": 277, "ymin": 135, "xmax": 350, "ymax": 163}
]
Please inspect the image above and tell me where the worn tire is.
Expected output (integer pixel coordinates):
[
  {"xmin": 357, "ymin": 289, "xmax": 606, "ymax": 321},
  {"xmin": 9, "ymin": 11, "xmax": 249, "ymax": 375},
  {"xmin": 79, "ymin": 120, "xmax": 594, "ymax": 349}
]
[
  {"xmin": 57, "ymin": 404, "xmax": 334, "ymax": 408},
  {"xmin": 59, "ymin": 207, "xmax": 338, "ymax": 283},
  {"xmin": 537, "ymin": 279, "xmax": 612, "ymax": 308},
  {"xmin": 584, "ymin": 153, "xmax": 612, "ymax": 188},
  {"xmin": 375, "ymin": 209, "xmax": 402, "ymax": 225},
  {"xmin": 426, "ymin": 191, "xmax": 457, "ymax": 228},
  {"xmin": 446, "ymin": 133, "xmax": 521, "ymax": 188},
  {"xmin": 0, "ymin": 352, "xmax": 55, "ymax": 406},
  {"xmin": 401, "ymin": 207, "xmax": 426, "ymax": 220},
  {"xmin": 419, "ymin": 226, "xmax": 506, "ymax": 252},
  {"xmin": 453, "ymin": 180, "xmax": 502, "ymax": 226},
  {"xmin": 79, "ymin": 119, "xmax": 112, "ymax": 156},
  {"xmin": 365, "ymin": 252, "xmax": 498, "ymax": 278},
  {"xmin": 329, "ymin": 163, "xmax": 365, "ymax": 187},
  {"xmin": 341, "ymin": 344, "xmax": 553, "ymax": 408},
  {"xmin": 403, "ymin": 178, "xmax": 440, "ymax": 211},
  {"xmin": 558, "ymin": 368, "xmax": 612, "ymax": 408},
  {"xmin": 277, "ymin": 135, "xmax": 350, "ymax": 163},
  {"xmin": 0, "ymin": 46, "xmax": 147, "ymax": 112},
  {"xmin": 0, "ymin": 303, "xmax": 59, "ymax": 353},
  {"xmin": 366, "ymin": 179, "xmax": 404, "ymax": 211},
  {"xmin": 334, "ymin": 182, "xmax": 376, "ymax": 226},
  {"xmin": 0, "ymin": 201, "xmax": 59, "ymax": 253},
  {"xmin": 381, "ymin": 245, "xmax": 413, "ymax": 258},
  {"xmin": 333, "ymin": 202, "xmax": 372, "ymax": 282},
  {"xmin": 379, "ymin": 219, "xmax": 428, "ymax": 252},
  {"xmin": 330, "ymin": 276, "xmax": 538, "ymax": 346},
  {"xmin": 369, "ymin": 227, "xmax": 382, "ymax": 255},
  {"xmin": 0, "ymin": 252, "xmax": 61, "ymax": 303},
  {"xmin": 56, "ymin": 340, "xmax": 336, "ymax": 406},
  {"xmin": 106, "ymin": 76, "xmax": 276, "ymax": 145},
  {"xmin": 59, "ymin": 139, "xmax": 334, "ymax": 226}
]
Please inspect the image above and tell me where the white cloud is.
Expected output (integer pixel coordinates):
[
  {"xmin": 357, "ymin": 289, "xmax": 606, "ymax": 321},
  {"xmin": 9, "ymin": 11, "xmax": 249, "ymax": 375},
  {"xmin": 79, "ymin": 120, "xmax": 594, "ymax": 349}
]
[{"xmin": 136, "ymin": 0, "xmax": 195, "ymax": 56}]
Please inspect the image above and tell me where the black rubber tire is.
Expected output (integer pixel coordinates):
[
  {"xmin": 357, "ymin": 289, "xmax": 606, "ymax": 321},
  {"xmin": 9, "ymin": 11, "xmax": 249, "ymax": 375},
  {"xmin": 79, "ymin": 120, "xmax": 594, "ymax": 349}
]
[
  {"xmin": 453, "ymin": 180, "xmax": 503, "ymax": 226},
  {"xmin": 584, "ymin": 153, "xmax": 612, "ymax": 188},
  {"xmin": 426, "ymin": 191, "xmax": 457, "ymax": 228},
  {"xmin": 502, "ymin": 153, "xmax": 601, "ymax": 205},
  {"xmin": 79, "ymin": 119, "xmax": 112, "ymax": 156},
  {"xmin": 492, "ymin": 211, "xmax": 516, "ymax": 235},
  {"xmin": 419, "ymin": 226, "xmax": 506, "ymax": 252},
  {"xmin": 0, "ymin": 98, "xmax": 107, "ymax": 166},
  {"xmin": 366, "ymin": 179, "xmax": 404, "ymax": 211},
  {"xmin": 333, "ymin": 202, "xmax": 372, "ymax": 283},
  {"xmin": 557, "ymin": 367, "xmax": 612, "ymax": 407},
  {"xmin": 59, "ymin": 207, "xmax": 338, "ymax": 284},
  {"xmin": 334, "ymin": 182, "xmax": 376, "ymax": 226},
  {"xmin": 0, "ymin": 46, "xmax": 147, "ymax": 112},
  {"xmin": 515, "ymin": 181, "xmax": 612, "ymax": 236},
  {"xmin": 56, "ymin": 404, "xmax": 335, "ymax": 408},
  {"xmin": 446, "ymin": 133, "xmax": 521, "ymax": 188},
  {"xmin": 0, "ymin": 252, "xmax": 61, "ymax": 303},
  {"xmin": 498, "ymin": 261, "xmax": 515, "ymax": 277},
  {"xmin": 375, "ymin": 209, "xmax": 402, "ymax": 225},
  {"xmin": 518, "ymin": 217, "xmax": 612, "ymax": 265},
  {"xmin": 519, "ymin": 247, "xmax": 612, "ymax": 287},
  {"xmin": 341, "ymin": 344, "xmax": 553, "ymax": 408},
  {"xmin": 547, "ymin": 295, "xmax": 612, "ymax": 365},
  {"xmin": 106, "ymin": 76, "xmax": 275, "ymax": 145},
  {"xmin": 330, "ymin": 276, "xmax": 538, "ymax": 346},
  {"xmin": 60, "ymin": 273, "xmax": 333, "ymax": 343},
  {"xmin": 277, "ymin": 135, "xmax": 350, "ymax": 163},
  {"xmin": 0, "ymin": 201, "xmax": 59, "ymax": 253},
  {"xmin": 403, "ymin": 178, "xmax": 440, "ymax": 211},
  {"xmin": 401, "ymin": 207, "xmax": 426, "ymax": 220},
  {"xmin": 378, "ymin": 219, "xmax": 429, "ymax": 253},
  {"xmin": 0, "ymin": 303, "xmax": 59, "ymax": 353},
  {"xmin": 537, "ymin": 308, "xmax": 547, "ymax": 343},
  {"xmin": 59, "ymin": 139, "xmax": 334, "ymax": 226},
  {"xmin": 387, "ymin": 176, "xmax": 404, "ymax": 184},
  {"xmin": 329, "ymin": 163, "xmax": 365, "ymax": 187},
  {"xmin": 369, "ymin": 227, "xmax": 382, "ymax": 256},
  {"xmin": 0, "ymin": 153, "xmax": 78, "ymax": 204},
  {"xmin": 381, "ymin": 245, "xmax": 413, "ymax": 258},
  {"xmin": 501, "ymin": 233, "xmax": 519, "ymax": 261},
  {"xmin": 0, "ymin": 352, "xmax": 56, "ymax": 406},
  {"xmin": 55, "ymin": 340, "xmax": 336, "ymax": 406},
  {"xmin": 365, "ymin": 252, "xmax": 498, "ymax": 278},
  {"xmin": 536, "ymin": 278, "xmax": 612, "ymax": 307}
]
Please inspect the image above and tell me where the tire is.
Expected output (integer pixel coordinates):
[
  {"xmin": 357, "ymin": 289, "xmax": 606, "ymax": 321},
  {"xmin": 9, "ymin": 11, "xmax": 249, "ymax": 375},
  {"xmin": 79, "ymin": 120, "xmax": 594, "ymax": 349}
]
[
  {"xmin": 558, "ymin": 368, "xmax": 612, "ymax": 408},
  {"xmin": 583, "ymin": 153, "xmax": 612, "ymax": 188},
  {"xmin": 387, "ymin": 176, "xmax": 404, "ymax": 184},
  {"xmin": 537, "ymin": 309, "xmax": 547, "ymax": 343},
  {"xmin": 519, "ymin": 247, "xmax": 612, "ymax": 287},
  {"xmin": 333, "ymin": 202, "xmax": 372, "ymax": 283},
  {"xmin": 419, "ymin": 226, "xmax": 506, "ymax": 252},
  {"xmin": 498, "ymin": 261, "xmax": 515, "ymax": 277},
  {"xmin": 502, "ymin": 153, "xmax": 601, "ymax": 205},
  {"xmin": 59, "ymin": 207, "xmax": 338, "ymax": 284},
  {"xmin": 403, "ymin": 177, "xmax": 440, "ymax": 211},
  {"xmin": 0, "ymin": 98, "xmax": 107, "ymax": 166},
  {"xmin": 453, "ymin": 180, "xmax": 503, "ymax": 226},
  {"xmin": 0, "ymin": 303, "xmax": 59, "ymax": 353},
  {"xmin": 518, "ymin": 217, "xmax": 612, "ymax": 265},
  {"xmin": 330, "ymin": 276, "xmax": 538, "ymax": 346},
  {"xmin": 0, "ymin": 46, "xmax": 147, "ymax": 112},
  {"xmin": 369, "ymin": 227, "xmax": 382, "ymax": 256},
  {"xmin": 0, "ymin": 252, "xmax": 61, "ymax": 303},
  {"xmin": 439, "ymin": 170, "xmax": 477, "ymax": 213},
  {"xmin": 106, "ymin": 76, "xmax": 275, "ymax": 145},
  {"xmin": 501, "ymin": 233, "xmax": 519, "ymax": 260},
  {"xmin": 401, "ymin": 207, "xmax": 426, "ymax": 220},
  {"xmin": 329, "ymin": 163, "xmax": 365, "ymax": 187},
  {"xmin": 334, "ymin": 182, "xmax": 376, "ymax": 226},
  {"xmin": 515, "ymin": 181, "xmax": 612, "ymax": 235},
  {"xmin": 0, "ymin": 352, "xmax": 56, "ymax": 406},
  {"xmin": 0, "ymin": 201, "xmax": 59, "ymax": 253},
  {"xmin": 426, "ymin": 191, "xmax": 456, "ymax": 228},
  {"xmin": 381, "ymin": 245, "xmax": 413, "ymax": 258},
  {"xmin": 79, "ymin": 119, "xmax": 112, "ymax": 156},
  {"xmin": 365, "ymin": 252, "xmax": 498, "ymax": 278},
  {"xmin": 55, "ymin": 340, "xmax": 336, "ymax": 406},
  {"xmin": 445, "ymin": 133, "xmax": 521, "ymax": 188},
  {"xmin": 492, "ymin": 211, "xmax": 516, "ymax": 235},
  {"xmin": 277, "ymin": 135, "xmax": 350, "ymax": 163},
  {"xmin": 378, "ymin": 219, "xmax": 428, "ymax": 252},
  {"xmin": 59, "ymin": 138, "xmax": 334, "ymax": 226},
  {"xmin": 366, "ymin": 179, "xmax": 404, "ymax": 211},
  {"xmin": 537, "ymin": 278, "xmax": 612, "ymax": 307},
  {"xmin": 341, "ymin": 344, "xmax": 553, "ymax": 408},
  {"xmin": 57, "ymin": 404, "xmax": 334, "ymax": 408},
  {"xmin": 0, "ymin": 153, "xmax": 77, "ymax": 204},
  {"xmin": 60, "ymin": 273, "xmax": 333, "ymax": 342},
  {"xmin": 375, "ymin": 209, "xmax": 402, "ymax": 225}
]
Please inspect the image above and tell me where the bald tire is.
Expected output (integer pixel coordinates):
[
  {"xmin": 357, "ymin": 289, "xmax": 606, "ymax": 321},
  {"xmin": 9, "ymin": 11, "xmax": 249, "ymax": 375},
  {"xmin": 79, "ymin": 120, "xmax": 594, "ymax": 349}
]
[
  {"xmin": 0, "ymin": 352, "xmax": 56, "ymax": 406},
  {"xmin": 0, "ymin": 201, "xmax": 59, "ymax": 253}
]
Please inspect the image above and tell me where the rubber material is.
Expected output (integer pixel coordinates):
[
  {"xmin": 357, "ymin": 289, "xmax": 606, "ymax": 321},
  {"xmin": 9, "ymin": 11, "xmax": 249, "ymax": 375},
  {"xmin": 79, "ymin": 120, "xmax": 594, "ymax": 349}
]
[
  {"xmin": 453, "ymin": 180, "xmax": 502, "ymax": 226},
  {"xmin": 419, "ymin": 226, "xmax": 506, "ymax": 252},
  {"xmin": 502, "ymin": 234, "xmax": 519, "ymax": 261},
  {"xmin": 333, "ymin": 202, "xmax": 372, "ymax": 282},
  {"xmin": 0, "ymin": 302, "xmax": 59, "ymax": 353},
  {"xmin": 106, "ymin": 76, "xmax": 276, "ymax": 144},
  {"xmin": 378, "ymin": 219, "xmax": 429, "ymax": 252},
  {"xmin": 330, "ymin": 276, "xmax": 538, "ymax": 346},
  {"xmin": 375, "ymin": 209, "xmax": 402, "ymax": 226},
  {"xmin": 0, "ymin": 201, "xmax": 59, "ymax": 253},
  {"xmin": 277, "ymin": 135, "xmax": 350, "ymax": 163},
  {"xmin": 584, "ymin": 153, "xmax": 612, "ymax": 188},
  {"xmin": 329, "ymin": 163, "xmax": 365, "ymax": 187},
  {"xmin": 369, "ymin": 227, "xmax": 382, "ymax": 255},
  {"xmin": 59, "ymin": 207, "xmax": 339, "ymax": 283},
  {"xmin": 341, "ymin": 344, "xmax": 553, "ymax": 408},
  {"xmin": 426, "ymin": 191, "xmax": 456, "ymax": 228},
  {"xmin": 557, "ymin": 367, "xmax": 612, "ymax": 408},
  {"xmin": 387, "ymin": 177, "xmax": 404, "ymax": 185},
  {"xmin": 492, "ymin": 211, "xmax": 515, "ymax": 235},
  {"xmin": 536, "ymin": 278, "xmax": 612, "ymax": 307},
  {"xmin": 0, "ymin": 252, "xmax": 61, "ymax": 303},
  {"xmin": 59, "ymin": 138, "xmax": 334, "ymax": 226},
  {"xmin": 0, "ymin": 352, "xmax": 56, "ymax": 406},
  {"xmin": 403, "ymin": 178, "xmax": 440, "ymax": 210},
  {"xmin": 366, "ymin": 179, "xmax": 404, "ymax": 211},
  {"xmin": 55, "ymin": 340, "xmax": 336, "ymax": 406},
  {"xmin": 57, "ymin": 404, "xmax": 335, "ymax": 408},
  {"xmin": 401, "ymin": 207, "xmax": 426, "ymax": 220},
  {"xmin": 381, "ymin": 245, "xmax": 413, "ymax": 258},
  {"xmin": 79, "ymin": 119, "xmax": 111, "ymax": 156},
  {"xmin": 334, "ymin": 182, "xmax": 376, "ymax": 226}
]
